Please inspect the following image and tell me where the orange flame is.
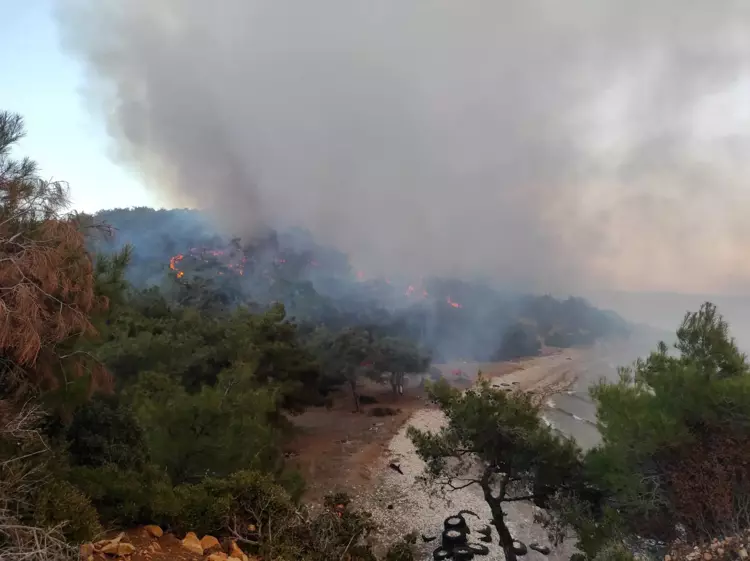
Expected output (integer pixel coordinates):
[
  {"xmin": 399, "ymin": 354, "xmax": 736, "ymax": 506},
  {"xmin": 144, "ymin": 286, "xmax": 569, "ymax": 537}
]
[
  {"xmin": 169, "ymin": 254, "xmax": 184, "ymax": 270},
  {"xmin": 406, "ymin": 282, "xmax": 428, "ymax": 298},
  {"xmin": 356, "ymin": 270, "xmax": 365, "ymax": 281},
  {"xmin": 447, "ymin": 296, "xmax": 462, "ymax": 308},
  {"xmin": 168, "ymin": 247, "xmax": 247, "ymax": 279}
]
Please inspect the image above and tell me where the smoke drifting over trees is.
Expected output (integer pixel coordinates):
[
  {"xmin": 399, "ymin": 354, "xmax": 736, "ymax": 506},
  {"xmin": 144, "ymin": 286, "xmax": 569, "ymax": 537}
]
[{"xmin": 56, "ymin": 0, "xmax": 750, "ymax": 294}]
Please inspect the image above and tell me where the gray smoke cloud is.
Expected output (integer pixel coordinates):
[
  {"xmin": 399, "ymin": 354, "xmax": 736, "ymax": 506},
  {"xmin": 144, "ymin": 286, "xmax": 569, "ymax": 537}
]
[{"xmin": 56, "ymin": 0, "xmax": 750, "ymax": 294}]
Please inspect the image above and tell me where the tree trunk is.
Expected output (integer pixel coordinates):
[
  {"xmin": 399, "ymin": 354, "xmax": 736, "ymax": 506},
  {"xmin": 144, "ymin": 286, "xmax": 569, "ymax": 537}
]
[
  {"xmin": 390, "ymin": 372, "xmax": 405, "ymax": 398},
  {"xmin": 492, "ymin": 507, "xmax": 518, "ymax": 561},
  {"xmin": 481, "ymin": 474, "xmax": 517, "ymax": 561},
  {"xmin": 349, "ymin": 379, "xmax": 360, "ymax": 412},
  {"xmin": 390, "ymin": 372, "xmax": 404, "ymax": 398}
]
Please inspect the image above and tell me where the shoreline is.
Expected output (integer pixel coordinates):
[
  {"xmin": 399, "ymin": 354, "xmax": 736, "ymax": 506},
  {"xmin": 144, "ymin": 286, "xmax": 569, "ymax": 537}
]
[{"xmin": 362, "ymin": 348, "xmax": 590, "ymax": 560}]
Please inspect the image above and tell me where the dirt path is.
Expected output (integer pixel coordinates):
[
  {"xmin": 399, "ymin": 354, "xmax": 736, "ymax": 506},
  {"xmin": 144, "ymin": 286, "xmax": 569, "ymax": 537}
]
[{"xmin": 286, "ymin": 380, "xmax": 434, "ymax": 503}]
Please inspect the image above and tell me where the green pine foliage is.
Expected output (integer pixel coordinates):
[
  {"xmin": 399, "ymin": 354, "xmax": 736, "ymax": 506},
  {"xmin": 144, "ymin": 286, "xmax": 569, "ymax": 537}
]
[{"xmin": 578, "ymin": 302, "xmax": 750, "ymax": 552}]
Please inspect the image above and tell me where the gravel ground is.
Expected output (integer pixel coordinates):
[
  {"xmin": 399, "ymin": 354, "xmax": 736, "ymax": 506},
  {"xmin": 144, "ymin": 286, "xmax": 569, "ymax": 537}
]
[{"xmin": 361, "ymin": 407, "xmax": 575, "ymax": 561}]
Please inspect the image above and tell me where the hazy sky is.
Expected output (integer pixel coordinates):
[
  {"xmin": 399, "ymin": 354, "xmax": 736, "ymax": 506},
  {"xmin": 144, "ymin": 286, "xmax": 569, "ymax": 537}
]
[
  {"xmin": 1, "ymin": 1, "xmax": 156, "ymax": 211},
  {"xmin": 5, "ymin": 1, "xmax": 750, "ymax": 296}
]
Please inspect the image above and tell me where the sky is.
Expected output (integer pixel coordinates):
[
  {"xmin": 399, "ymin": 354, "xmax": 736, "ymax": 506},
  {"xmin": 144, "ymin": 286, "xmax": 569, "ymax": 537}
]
[
  {"xmin": 1, "ymin": 0, "xmax": 156, "ymax": 212},
  {"xmin": 5, "ymin": 0, "xmax": 750, "ymax": 299}
]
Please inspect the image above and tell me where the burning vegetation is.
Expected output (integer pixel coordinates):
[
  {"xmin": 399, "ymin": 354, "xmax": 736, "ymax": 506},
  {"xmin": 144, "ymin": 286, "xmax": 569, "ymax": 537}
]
[
  {"xmin": 167, "ymin": 242, "xmax": 464, "ymax": 311},
  {"xmin": 86, "ymin": 208, "xmax": 629, "ymax": 364}
]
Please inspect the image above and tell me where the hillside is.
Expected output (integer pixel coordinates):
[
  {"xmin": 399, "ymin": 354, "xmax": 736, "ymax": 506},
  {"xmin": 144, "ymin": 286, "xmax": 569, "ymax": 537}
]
[{"xmin": 88, "ymin": 207, "xmax": 631, "ymax": 363}]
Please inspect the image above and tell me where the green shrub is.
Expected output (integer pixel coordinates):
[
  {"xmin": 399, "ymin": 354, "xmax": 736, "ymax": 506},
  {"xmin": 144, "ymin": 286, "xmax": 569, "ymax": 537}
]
[
  {"xmin": 170, "ymin": 481, "xmax": 233, "ymax": 535},
  {"xmin": 592, "ymin": 543, "xmax": 636, "ymax": 561},
  {"xmin": 68, "ymin": 463, "xmax": 178, "ymax": 526},
  {"xmin": 33, "ymin": 479, "xmax": 102, "ymax": 543},
  {"xmin": 275, "ymin": 468, "xmax": 306, "ymax": 503},
  {"xmin": 66, "ymin": 396, "xmax": 148, "ymax": 469}
]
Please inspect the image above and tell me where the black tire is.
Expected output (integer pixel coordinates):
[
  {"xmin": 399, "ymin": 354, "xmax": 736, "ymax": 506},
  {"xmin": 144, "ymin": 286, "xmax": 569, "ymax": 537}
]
[
  {"xmin": 432, "ymin": 547, "xmax": 451, "ymax": 560},
  {"xmin": 444, "ymin": 514, "xmax": 469, "ymax": 532},
  {"xmin": 476, "ymin": 525, "xmax": 492, "ymax": 536},
  {"xmin": 442, "ymin": 528, "xmax": 468, "ymax": 549},
  {"xmin": 452, "ymin": 545, "xmax": 476, "ymax": 561},
  {"xmin": 512, "ymin": 540, "xmax": 528, "ymax": 556},
  {"xmin": 466, "ymin": 542, "xmax": 490, "ymax": 555},
  {"xmin": 458, "ymin": 509, "xmax": 480, "ymax": 519},
  {"xmin": 530, "ymin": 543, "xmax": 551, "ymax": 555}
]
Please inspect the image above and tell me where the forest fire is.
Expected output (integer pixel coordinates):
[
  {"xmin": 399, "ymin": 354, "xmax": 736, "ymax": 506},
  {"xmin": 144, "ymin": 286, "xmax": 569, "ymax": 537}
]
[
  {"xmin": 167, "ymin": 245, "xmax": 461, "ymax": 311},
  {"xmin": 405, "ymin": 284, "xmax": 429, "ymax": 298},
  {"xmin": 169, "ymin": 254, "xmax": 184, "ymax": 276},
  {"xmin": 168, "ymin": 247, "xmax": 247, "ymax": 279},
  {"xmin": 447, "ymin": 296, "xmax": 462, "ymax": 308}
]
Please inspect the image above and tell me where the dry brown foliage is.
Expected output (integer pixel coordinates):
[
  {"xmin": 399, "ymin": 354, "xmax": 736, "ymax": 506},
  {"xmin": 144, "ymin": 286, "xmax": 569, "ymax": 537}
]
[
  {"xmin": 667, "ymin": 428, "xmax": 750, "ymax": 540},
  {"xmin": 0, "ymin": 218, "xmax": 112, "ymax": 398},
  {"xmin": 0, "ymin": 402, "xmax": 76, "ymax": 561},
  {"xmin": 0, "ymin": 111, "xmax": 112, "ymax": 399}
]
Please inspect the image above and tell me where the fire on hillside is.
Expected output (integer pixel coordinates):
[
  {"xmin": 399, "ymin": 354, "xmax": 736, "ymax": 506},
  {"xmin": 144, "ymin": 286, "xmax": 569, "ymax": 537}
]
[{"xmin": 167, "ymin": 247, "xmax": 462, "ymax": 308}]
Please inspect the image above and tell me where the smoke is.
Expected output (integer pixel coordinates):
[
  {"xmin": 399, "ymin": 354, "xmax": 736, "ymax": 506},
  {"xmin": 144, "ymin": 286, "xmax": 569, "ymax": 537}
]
[{"xmin": 56, "ymin": 0, "xmax": 750, "ymax": 294}]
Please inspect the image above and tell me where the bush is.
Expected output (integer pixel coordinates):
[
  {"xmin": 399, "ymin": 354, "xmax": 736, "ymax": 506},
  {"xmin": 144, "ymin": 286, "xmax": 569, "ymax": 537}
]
[
  {"xmin": 68, "ymin": 463, "xmax": 178, "ymax": 527},
  {"xmin": 66, "ymin": 396, "xmax": 147, "ymax": 469},
  {"xmin": 33, "ymin": 479, "xmax": 102, "ymax": 543},
  {"xmin": 128, "ymin": 370, "xmax": 284, "ymax": 484},
  {"xmin": 592, "ymin": 542, "xmax": 636, "ymax": 561},
  {"xmin": 292, "ymin": 492, "xmax": 377, "ymax": 561},
  {"xmin": 191, "ymin": 470, "xmax": 295, "ymax": 538},
  {"xmin": 587, "ymin": 303, "xmax": 750, "ymax": 543},
  {"xmin": 170, "ymin": 481, "xmax": 233, "ymax": 535}
]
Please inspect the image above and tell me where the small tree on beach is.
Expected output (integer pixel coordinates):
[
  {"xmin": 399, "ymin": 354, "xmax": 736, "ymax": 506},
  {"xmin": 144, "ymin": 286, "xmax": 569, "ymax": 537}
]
[{"xmin": 408, "ymin": 379, "xmax": 583, "ymax": 561}]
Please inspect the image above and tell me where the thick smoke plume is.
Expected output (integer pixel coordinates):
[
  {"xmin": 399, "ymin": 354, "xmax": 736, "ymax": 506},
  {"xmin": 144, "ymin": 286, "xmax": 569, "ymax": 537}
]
[{"xmin": 57, "ymin": 0, "xmax": 750, "ymax": 295}]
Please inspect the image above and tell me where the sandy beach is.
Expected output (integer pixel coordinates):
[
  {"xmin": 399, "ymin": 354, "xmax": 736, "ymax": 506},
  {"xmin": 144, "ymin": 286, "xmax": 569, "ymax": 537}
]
[{"xmin": 361, "ymin": 348, "xmax": 597, "ymax": 560}]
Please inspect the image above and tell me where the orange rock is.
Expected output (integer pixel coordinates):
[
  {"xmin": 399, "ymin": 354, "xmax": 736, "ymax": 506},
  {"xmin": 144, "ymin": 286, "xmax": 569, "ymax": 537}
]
[
  {"xmin": 227, "ymin": 557, "xmax": 242, "ymax": 561},
  {"xmin": 208, "ymin": 554, "xmax": 228, "ymax": 561},
  {"xmin": 181, "ymin": 532, "xmax": 204, "ymax": 555},
  {"xmin": 80, "ymin": 543, "xmax": 95, "ymax": 558},
  {"xmin": 101, "ymin": 540, "xmax": 136, "ymax": 556},
  {"xmin": 96, "ymin": 532, "xmax": 125, "ymax": 552},
  {"xmin": 117, "ymin": 543, "xmax": 136, "ymax": 556},
  {"xmin": 100, "ymin": 540, "xmax": 123, "ymax": 555},
  {"xmin": 144, "ymin": 525, "xmax": 163, "ymax": 538},
  {"xmin": 229, "ymin": 541, "xmax": 245, "ymax": 559},
  {"xmin": 200, "ymin": 535, "xmax": 221, "ymax": 552}
]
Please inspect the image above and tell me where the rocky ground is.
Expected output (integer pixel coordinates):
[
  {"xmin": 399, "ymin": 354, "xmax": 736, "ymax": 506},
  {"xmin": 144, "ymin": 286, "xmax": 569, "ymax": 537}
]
[
  {"xmin": 668, "ymin": 531, "xmax": 750, "ymax": 561},
  {"xmin": 79, "ymin": 525, "xmax": 259, "ymax": 561}
]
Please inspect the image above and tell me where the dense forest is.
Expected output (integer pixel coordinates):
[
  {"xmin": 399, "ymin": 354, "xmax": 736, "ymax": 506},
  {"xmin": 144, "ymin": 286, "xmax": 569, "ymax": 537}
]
[{"xmin": 3, "ymin": 111, "xmax": 750, "ymax": 561}]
